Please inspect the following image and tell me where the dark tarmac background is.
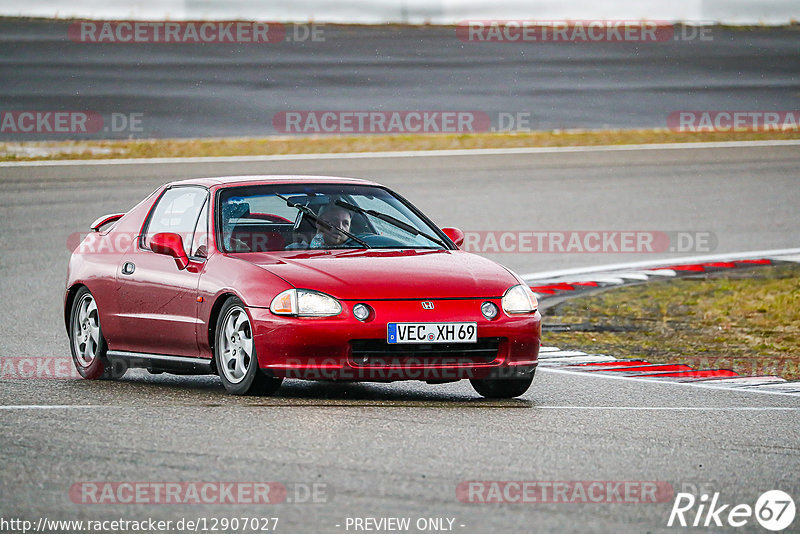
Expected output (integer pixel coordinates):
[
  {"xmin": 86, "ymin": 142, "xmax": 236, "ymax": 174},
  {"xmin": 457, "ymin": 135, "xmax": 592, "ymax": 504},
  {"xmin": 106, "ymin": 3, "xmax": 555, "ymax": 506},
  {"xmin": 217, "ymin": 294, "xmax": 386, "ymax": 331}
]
[{"xmin": 1, "ymin": 20, "xmax": 799, "ymax": 139}]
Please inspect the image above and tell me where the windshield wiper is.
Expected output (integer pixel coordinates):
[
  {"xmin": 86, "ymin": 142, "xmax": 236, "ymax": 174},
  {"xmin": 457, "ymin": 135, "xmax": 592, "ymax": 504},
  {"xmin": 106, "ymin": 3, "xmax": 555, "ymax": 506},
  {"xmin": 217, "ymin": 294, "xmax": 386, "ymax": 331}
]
[
  {"xmin": 274, "ymin": 193, "xmax": 370, "ymax": 249},
  {"xmin": 334, "ymin": 199, "xmax": 447, "ymax": 248}
]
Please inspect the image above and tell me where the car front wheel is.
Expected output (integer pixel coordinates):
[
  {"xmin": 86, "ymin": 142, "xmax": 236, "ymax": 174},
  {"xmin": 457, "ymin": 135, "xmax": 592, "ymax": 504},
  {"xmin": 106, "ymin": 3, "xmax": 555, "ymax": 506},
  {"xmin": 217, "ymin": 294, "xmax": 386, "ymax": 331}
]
[
  {"xmin": 470, "ymin": 372, "xmax": 534, "ymax": 399},
  {"xmin": 215, "ymin": 297, "xmax": 283, "ymax": 396}
]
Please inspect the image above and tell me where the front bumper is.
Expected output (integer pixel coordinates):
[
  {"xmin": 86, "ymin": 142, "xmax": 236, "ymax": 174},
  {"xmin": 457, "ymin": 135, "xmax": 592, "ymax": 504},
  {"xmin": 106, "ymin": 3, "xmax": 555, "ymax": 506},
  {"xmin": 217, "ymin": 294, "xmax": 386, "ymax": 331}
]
[{"xmin": 247, "ymin": 298, "xmax": 541, "ymax": 381}]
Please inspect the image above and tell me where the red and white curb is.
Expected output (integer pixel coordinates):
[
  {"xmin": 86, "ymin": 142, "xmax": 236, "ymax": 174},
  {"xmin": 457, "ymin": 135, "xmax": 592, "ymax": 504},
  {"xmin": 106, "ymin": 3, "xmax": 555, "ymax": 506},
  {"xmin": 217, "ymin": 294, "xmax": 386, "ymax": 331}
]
[
  {"xmin": 537, "ymin": 347, "xmax": 800, "ymax": 396},
  {"xmin": 523, "ymin": 249, "xmax": 800, "ymax": 396}
]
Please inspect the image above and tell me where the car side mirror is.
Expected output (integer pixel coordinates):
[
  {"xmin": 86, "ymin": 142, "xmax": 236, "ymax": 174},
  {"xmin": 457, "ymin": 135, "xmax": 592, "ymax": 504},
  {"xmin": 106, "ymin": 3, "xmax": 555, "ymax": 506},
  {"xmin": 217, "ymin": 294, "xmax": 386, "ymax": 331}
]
[
  {"xmin": 150, "ymin": 232, "xmax": 190, "ymax": 270},
  {"xmin": 441, "ymin": 227, "xmax": 465, "ymax": 248}
]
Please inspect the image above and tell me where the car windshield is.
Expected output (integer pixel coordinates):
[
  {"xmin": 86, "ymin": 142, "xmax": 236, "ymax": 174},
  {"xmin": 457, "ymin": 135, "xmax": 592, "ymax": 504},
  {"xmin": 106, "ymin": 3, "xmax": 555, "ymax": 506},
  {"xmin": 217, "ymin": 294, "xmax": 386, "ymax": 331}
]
[{"xmin": 217, "ymin": 183, "xmax": 450, "ymax": 252}]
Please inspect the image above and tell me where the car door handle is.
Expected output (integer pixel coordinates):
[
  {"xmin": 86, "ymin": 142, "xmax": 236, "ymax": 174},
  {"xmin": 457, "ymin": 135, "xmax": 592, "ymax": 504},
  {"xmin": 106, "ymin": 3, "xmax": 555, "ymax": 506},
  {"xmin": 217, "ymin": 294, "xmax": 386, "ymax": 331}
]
[{"xmin": 121, "ymin": 262, "xmax": 136, "ymax": 275}]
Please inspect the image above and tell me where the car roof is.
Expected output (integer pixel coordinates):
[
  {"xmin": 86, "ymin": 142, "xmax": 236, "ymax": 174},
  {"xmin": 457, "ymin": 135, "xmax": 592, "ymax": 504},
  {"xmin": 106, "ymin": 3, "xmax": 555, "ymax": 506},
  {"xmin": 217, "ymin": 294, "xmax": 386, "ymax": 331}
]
[{"xmin": 166, "ymin": 175, "xmax": 381, "ymax": 189}]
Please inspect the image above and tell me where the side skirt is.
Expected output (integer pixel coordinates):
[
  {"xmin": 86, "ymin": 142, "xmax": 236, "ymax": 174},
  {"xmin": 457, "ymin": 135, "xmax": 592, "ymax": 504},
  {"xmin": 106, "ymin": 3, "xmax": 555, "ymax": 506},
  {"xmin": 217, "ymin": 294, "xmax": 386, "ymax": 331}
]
[{"xmin": 107, "ymin": 350, "xmax": 214, "ymax": 375}]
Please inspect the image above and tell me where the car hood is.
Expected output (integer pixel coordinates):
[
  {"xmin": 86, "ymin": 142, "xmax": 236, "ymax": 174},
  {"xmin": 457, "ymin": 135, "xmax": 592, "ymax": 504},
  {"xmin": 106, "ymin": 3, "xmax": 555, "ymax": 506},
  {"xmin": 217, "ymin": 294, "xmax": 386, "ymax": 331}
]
[{"xmin": 240, "ymin": 249, "xmax": 518, "ymax": 300}]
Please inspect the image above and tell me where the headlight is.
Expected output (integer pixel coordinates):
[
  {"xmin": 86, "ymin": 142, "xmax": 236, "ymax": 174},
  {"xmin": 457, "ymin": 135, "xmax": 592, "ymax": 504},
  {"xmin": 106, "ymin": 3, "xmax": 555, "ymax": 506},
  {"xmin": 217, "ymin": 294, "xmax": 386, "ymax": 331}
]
[
  {"xmin": 270, "ymin": 289, "xmax": 342, "ymax": 317},
  {"xmin": 501, "ymin": 284, "xmax": 539, "ymax": 314}
]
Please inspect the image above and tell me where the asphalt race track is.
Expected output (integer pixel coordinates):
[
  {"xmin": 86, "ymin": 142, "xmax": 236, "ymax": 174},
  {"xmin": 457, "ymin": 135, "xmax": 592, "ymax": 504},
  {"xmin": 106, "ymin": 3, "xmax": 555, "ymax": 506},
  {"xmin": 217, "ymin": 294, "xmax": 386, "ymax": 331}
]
[
  {"xmin": 1, "ymin": 21, "xmax": 800, "ymax": 139},
  {"xmin": 1, "ymin": 144, "xmax": 799, "ymax": 533}
]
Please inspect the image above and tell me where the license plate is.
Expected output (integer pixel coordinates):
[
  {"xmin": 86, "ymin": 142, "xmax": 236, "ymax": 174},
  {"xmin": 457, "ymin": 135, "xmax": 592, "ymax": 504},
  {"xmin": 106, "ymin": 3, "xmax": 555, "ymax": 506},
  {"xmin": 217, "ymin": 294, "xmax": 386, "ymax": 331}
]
[{"xmin": 387, "ymin": 322, "xmax": 477, "ymax": 344}]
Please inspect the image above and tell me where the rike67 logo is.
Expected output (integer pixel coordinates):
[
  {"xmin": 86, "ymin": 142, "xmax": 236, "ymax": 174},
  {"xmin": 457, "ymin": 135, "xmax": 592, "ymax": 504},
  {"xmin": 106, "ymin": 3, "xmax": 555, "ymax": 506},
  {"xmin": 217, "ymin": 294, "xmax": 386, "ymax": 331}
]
[{"xmin": 667, "ymin": 490, "xmax": 795, "ymax": 531}]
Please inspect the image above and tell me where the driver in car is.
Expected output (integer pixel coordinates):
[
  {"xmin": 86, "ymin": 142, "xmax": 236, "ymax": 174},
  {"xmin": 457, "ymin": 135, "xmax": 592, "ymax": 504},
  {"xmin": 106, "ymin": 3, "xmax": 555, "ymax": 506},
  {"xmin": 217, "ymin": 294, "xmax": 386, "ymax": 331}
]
[{"xmin": 309, "ymin": 204, "xmax": 352, "ymax": 248}]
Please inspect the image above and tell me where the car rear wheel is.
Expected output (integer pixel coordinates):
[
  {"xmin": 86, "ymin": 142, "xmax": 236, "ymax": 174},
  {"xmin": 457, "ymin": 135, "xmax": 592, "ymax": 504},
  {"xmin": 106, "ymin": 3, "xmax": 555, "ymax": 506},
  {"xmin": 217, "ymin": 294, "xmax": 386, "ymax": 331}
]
[
  {"xmin": 69, "ymin": 287, "xmax": 115, "ymax": 380},
  {"xmin": 215, "ymin": 297, "xmax": 283, "ymax": 396},
  {"xmin": 470, "ymin": 373, "xmax": 534, "ymax": 399}
]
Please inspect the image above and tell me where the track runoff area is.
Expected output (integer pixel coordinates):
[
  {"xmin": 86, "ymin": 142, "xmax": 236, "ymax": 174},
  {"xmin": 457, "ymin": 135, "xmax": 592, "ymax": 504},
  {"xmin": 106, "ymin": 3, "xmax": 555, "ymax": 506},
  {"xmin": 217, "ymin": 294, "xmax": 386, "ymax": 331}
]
[{"xmin": 524, "ymin": 248, "xmax": 800, "ymax": 396}]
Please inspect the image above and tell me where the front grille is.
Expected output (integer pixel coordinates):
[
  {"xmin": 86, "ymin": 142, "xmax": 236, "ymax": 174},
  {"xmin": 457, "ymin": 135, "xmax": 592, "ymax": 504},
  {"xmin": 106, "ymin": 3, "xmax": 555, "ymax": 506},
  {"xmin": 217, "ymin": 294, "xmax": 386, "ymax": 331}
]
[{"xmin": 350, "ymin": 338, "xmax": 502, "ymax": 367}]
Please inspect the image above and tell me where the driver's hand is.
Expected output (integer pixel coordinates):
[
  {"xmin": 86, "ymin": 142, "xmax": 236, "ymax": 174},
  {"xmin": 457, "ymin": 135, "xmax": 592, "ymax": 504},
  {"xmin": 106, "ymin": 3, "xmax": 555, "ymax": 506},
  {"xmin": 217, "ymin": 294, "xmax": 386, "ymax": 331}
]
[{"xmin": 285, "ymin": 236, "xmax": 309, "ymax": 250}]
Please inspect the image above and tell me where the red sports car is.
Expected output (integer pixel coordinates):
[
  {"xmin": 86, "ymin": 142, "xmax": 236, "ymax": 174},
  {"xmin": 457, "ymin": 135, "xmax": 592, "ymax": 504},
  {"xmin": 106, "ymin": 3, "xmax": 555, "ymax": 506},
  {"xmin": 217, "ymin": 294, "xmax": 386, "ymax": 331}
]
[{"xmin": 65, "ymin": 176, "xmax": 541, "ymax": 398}]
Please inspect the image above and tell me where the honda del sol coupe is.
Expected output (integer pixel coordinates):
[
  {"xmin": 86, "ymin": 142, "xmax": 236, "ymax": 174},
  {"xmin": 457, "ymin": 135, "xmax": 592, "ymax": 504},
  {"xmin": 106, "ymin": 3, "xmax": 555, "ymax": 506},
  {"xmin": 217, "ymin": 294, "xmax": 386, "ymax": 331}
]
[{"xmin": 66, "ymin": 176, "xmax": 541, "ymax": 398}]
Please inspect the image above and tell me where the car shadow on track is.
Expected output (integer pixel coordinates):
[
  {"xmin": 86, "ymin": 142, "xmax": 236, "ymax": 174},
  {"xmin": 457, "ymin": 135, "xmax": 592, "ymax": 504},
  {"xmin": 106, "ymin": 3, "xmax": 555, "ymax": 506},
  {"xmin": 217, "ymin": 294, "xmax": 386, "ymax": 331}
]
[{"xmin": 61, "ymin": 370, "xmax": 533, "ymax": 407}]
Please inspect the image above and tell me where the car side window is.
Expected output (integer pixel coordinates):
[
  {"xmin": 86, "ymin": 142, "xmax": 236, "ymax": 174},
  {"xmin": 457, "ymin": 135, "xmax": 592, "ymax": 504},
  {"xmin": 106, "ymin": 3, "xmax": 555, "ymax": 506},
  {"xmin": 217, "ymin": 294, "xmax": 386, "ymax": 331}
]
[
  {"xmin": 143, "ymin": 187, "xmax": 208, "ymax": 255},
  {"xmin": 190, "ymin": 198, "xmax": 209, "ymax": 258}
]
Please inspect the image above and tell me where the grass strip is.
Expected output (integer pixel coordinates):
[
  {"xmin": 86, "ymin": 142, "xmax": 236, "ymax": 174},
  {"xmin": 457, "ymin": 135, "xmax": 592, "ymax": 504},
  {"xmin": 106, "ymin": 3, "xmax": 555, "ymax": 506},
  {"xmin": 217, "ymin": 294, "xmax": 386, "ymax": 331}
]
[
  {"xmin": 2, "ymin": 129, "xmax": 800, "ymax": 162},
  {"xmin": 543, "ymin": 263, "xmax": 800, "ymax": 380}
]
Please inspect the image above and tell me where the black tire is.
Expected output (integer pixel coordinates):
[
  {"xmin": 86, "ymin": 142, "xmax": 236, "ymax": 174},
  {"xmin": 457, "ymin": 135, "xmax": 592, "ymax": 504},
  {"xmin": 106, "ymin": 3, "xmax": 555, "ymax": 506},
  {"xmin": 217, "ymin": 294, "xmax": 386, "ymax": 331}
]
[
  {"xmin": 69, "ymin": 287, "xmax": 119, "ymax": 380},
  {"xmin": 214, "ymin": 297, "xmax": 283, "ymax": 396},
  {"xmin": 470, "ymin": 373, "xmax": 534, "ymax": 399}
]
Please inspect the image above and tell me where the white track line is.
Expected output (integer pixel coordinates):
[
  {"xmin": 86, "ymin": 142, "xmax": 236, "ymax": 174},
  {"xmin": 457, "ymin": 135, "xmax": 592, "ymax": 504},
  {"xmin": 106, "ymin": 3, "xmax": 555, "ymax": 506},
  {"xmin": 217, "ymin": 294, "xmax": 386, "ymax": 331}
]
[
  {"xmin": 537, "ymin": 355, "xmax": 618, "ymax": 365},
  {"xmin": 0, "ymin": 405, "xmax": 107, "ymax": 410},
  {"xmin": 744, "ymin": 383, "xmax": 800, "ymax": 393},
  {"xmin": 0, "ymin": 404, "xmax": 797, "ymax": 411},
  {"xmin": 687, "ymin": 377, "xmax": 787, "ymax": 387},
  {"xmin": 523, "ymin": 248, "xmax": 800, "ymax": 280},
  {"xmin": 539, "ymin": 346, "xmax": 562, "ymax": 353},
  {"xmin": 538, "ymin": 350, "xmax": 591, "ymax": 358},
  {"xmin": 532, "ymin": 406, "xmax": 800, "ymax": 411},
  {"xmin": 2, "ymin": 139, "xmax": 799, "ymax": 168}
]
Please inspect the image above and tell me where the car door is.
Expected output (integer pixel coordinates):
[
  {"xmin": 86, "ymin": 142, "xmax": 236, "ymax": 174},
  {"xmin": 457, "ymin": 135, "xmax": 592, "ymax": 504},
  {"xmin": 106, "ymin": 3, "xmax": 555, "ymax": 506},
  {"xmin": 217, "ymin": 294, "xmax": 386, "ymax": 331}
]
[{"xmin": 114, "ymin": 186, "xmax": 209, "ymax": 357}]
